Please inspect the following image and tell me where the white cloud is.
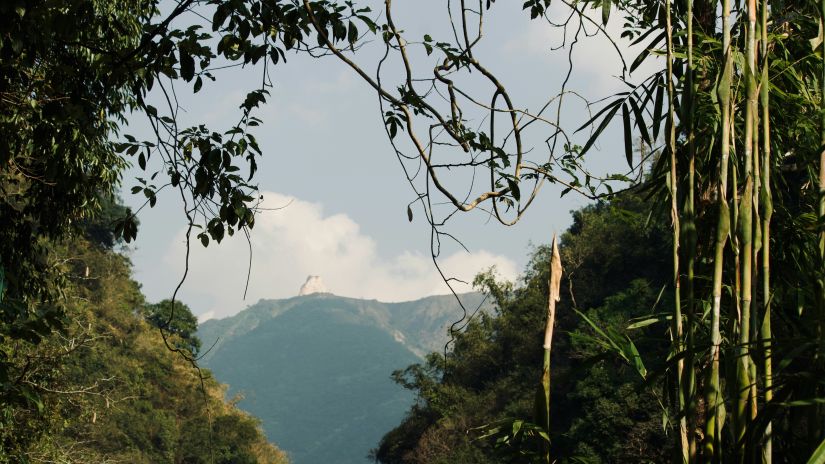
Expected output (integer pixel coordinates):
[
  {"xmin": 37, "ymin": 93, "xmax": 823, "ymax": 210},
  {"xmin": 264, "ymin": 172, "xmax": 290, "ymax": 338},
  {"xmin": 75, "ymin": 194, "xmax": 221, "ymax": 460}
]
[{"xmin": 157, "ymin": 192, "xmax": 518, "ymax": 319}]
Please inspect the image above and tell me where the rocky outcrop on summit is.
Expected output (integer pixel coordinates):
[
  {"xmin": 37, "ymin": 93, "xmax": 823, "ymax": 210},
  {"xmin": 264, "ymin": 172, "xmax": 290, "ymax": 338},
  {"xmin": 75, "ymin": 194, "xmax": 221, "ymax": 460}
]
[{"xmin": 298, "ymin": 275, "xmax": 328, "ymax": 296}]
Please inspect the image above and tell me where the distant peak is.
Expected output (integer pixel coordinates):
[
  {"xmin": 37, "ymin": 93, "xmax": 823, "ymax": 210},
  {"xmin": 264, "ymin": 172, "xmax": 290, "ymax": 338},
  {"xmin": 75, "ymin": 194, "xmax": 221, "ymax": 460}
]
[{"xmin": 298, "ymin": 275, "xmax": 329, "ymax": 296}]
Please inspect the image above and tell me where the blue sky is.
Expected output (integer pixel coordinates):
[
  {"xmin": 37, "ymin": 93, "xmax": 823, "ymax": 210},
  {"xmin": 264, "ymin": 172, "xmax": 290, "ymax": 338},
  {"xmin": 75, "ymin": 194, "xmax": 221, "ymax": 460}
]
[{"xmin": 122, "ymin": 0, "xmax": 656, "ymax": 320}]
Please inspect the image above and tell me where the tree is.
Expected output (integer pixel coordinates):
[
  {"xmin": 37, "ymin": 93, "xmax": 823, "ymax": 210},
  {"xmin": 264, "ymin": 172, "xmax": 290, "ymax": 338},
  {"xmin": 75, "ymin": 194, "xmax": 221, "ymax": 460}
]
[{"xmin": 144, "ymin": 299, "xmax": 202, "ymax": 355}]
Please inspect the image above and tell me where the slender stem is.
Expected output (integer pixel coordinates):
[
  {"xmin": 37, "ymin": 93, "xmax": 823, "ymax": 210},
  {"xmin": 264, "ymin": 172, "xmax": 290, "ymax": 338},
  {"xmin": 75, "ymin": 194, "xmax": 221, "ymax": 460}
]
[
  {"xmin": 665, "ymin": 1, "xmax": 687, "ymax": 461},
  {"xmin": 818, "ymin": 0, "xmax": 825, "ymax": 449},
  {"xmin": 684, "ymin": 0, "xmax": 697, "ymax": 460},
  {"xmin": 750, "ymin": 0, "xmax": 762, "ymax": 432},
  {"xmin": 760, "ymin": 1, "xmax": 773, "ymax": 461},
  {"xmin": 819, "ymin": 4, "xmax": 825, "ymax": 331},
  {"xmin": 736, "ymin": 2, "xmax": 757, "ymax": 460},
  {"xmin": 704, "ymin": 0, "xmax": 732, "ymax": 460}
]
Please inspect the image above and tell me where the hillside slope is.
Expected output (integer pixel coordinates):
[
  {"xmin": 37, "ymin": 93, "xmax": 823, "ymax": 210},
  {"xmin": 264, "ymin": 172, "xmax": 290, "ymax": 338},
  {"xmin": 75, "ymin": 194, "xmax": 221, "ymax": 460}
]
[
  {"xmin": 199, "ymin": 292, "xmax": 488, "ymax": 463},
  {"xmin": 1, "ymin": 238, "xmax": 287, "ymax": 464}
]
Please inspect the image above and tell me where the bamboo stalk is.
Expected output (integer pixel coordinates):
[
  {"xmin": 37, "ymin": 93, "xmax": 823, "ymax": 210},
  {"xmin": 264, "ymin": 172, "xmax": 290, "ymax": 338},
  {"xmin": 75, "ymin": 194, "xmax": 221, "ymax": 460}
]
[
  {"xmin": 684, "ymin": 0, "xmax": 698, "ymax": 459},
  {"xmin": 750, "ymin": 1, "xmax": 762, "ymax": 430},
  {"xmin": 759, "ymin": 1, "xmax": 774, "ymax": 461},
  {"xmin": 818, "ymin": 0, "xmax": 825, "ymax": 450},
  {"xmin": 735, "ymin": 2, "xmax": 757, "ymax": 460},
  {"xmin": 819, "ymin": 4, "xmax": 825, "ymax": 333},
  {"xmin": 704, "ymin": 0, "xmax": 732, "ymax": 459},
  {"xmin": 665, "ymin": 1, "xmax": 688, "ymax": 460},
  {"xmin": 730, "ymin": 99, "xmax": 742, "ymax": 460}
]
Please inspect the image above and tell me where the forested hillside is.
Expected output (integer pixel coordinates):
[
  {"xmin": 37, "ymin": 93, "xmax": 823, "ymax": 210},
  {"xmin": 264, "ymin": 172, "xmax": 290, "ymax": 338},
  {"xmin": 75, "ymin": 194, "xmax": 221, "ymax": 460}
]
[
  {"xmin": 373, "ymin": 193, "xmax": 673, "ymax": 463},
  {"xmin": 378, "ymin": 181, "xmax": 825, "ymax": 463},
  {"xmin": 198, "ymin": 293, "xmax": 489, "ymax": 464},
  {"xmin": 0, "ymin": 207, "xmax": 286, "ymax": 463}
]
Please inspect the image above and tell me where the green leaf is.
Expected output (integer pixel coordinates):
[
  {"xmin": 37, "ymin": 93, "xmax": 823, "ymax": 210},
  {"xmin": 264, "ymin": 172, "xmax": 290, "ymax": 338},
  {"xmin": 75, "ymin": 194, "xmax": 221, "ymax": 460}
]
[
  {"xmin": 601, "ymin": 0, "xmax": 610, "ymax": 25},
  {"xmin": 621, "ymin": 103, "xmax": 633, "ymax": 168},
  {"xmin": 624, "ymin": 336, "xmax": 647, "ymax": 378},
  {"xmin": 626, "ymin": 313, "xmax": 669, "ymax": 330},
  {"xmin": 807, "ymin": 436, "xmax": 825, "ymax": 464},
  {"xmin": 180, "ymin": 51, "xmax": 195, "ymax": 81},
  {"xmin": 579, "ymin": 100, "xmax": 622, "ymax": 156},
  {"xmin": 652, "ymin": 77, "xmax": 664, "ymax": 141},
  {"xmin": 506, "ymin": 177, "xmax": 521, "ymax": 201},
  {"xmin": 628, "ymin": 96, "xmax": 650, "ymax": 146}
]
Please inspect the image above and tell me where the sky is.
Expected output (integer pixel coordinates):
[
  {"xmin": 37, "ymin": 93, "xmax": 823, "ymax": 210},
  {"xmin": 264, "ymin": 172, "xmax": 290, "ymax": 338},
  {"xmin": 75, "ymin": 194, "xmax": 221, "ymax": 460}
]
[{"xmin": 122, "ymin": 0, "xmax": 657, "ymax": 321}]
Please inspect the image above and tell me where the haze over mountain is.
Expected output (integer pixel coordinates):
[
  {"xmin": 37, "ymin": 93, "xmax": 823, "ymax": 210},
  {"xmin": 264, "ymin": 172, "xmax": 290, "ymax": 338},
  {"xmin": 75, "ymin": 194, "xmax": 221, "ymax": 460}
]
[{"xmin": 198, "ymin": 287, "xmax": 490, "ymax": 464}]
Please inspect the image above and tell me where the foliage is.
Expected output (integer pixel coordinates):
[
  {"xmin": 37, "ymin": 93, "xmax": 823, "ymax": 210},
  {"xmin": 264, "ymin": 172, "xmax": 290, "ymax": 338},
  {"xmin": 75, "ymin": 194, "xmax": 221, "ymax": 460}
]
[
  {"xmin": 373, "ymin": 194, "xmax": 674, "ymax": 463},
  {"xmin": 578, "ymin": 1, "xmax": 825, "ymax": 461},
  {"xmin": 0, "ymin": 234, "xmax": 286, "ymax": 463},
  {"xmin": 144, "ymin": 299, "xmax": 202, "ymax": 355}
]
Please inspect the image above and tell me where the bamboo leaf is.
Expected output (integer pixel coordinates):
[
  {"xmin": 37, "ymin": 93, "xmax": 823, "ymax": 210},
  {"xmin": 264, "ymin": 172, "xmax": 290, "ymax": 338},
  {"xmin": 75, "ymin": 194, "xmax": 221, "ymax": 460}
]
[
  {"xmin": 576, "ymin": 98, "xmax": 624, "ymax": 133},
  {"xmin": 627, "ymin": 313, "xmax": 670, "ymax": 330},
  {"xmin": 622, "ymin": 103, "xmax": 633, "ymax": 168},
  {"xmin": 628, "ymin": 96, "xmax": 651, "ymax": 146},
  {"xmin": 624, "ymin": 336, "xmax": 647, "ymax": 379},
  {"xmin": 601, "ymin": 0, "xmax": 610, "ymax": 25},
  {"xmin": 652, "ymin": 77, "xmax": 664, "ymax": 141},
  {"xmin": 630, "ymin": 31, "xmax": 666, "ymax": 73},
  {"xmin": 806, "ymin": 436, "xmax": 825, "ymax": 464},
  {"xmin": 578, "ymin": 101, "xmax": 622, "ymax": 156}
]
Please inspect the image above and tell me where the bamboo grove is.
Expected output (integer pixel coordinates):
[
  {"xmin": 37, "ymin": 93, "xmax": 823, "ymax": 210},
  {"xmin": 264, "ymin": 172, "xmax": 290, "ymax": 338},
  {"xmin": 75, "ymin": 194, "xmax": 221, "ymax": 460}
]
[{"xmin": 600, "ymin": 0, "xmax": 825, "ymax": 462}]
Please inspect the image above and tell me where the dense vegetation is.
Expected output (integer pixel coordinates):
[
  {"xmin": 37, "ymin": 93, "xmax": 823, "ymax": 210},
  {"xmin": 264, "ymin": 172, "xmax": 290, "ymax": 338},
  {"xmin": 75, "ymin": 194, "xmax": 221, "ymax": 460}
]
[
  {"xmin": 0, "ymin": 210, "xmax": 287, "ymax": 463},
  {"xmin": 374, "ymin": 173, "xmax": 824, "ymax": 463},
  {"xmin": 373, "ymin": 193, "xmax": 675, "ymax": 463}
]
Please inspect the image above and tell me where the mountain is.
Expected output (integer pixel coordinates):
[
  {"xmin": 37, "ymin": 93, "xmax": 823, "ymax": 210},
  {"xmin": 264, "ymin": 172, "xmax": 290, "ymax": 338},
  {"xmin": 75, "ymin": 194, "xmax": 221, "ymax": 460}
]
[{"xmin": 198, "ymin": 292, "xmax": 489, "ymax": 464}]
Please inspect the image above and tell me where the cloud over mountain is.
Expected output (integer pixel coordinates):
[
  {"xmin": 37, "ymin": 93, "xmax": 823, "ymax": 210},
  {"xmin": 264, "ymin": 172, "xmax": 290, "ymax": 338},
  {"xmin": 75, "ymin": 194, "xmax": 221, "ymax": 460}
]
[{"xmin": 158, "ymin": 192, "xmax": 517, "ymax": 320}]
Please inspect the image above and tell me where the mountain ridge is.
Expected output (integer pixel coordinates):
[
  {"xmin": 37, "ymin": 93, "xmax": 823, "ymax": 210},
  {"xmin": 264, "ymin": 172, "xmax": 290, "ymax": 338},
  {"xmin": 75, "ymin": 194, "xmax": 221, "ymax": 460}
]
[
  {"xmin": 197, "ymin": 291, "xmax": 493, "ymax": 464},
  {"xmin": 199, "ymin": 291, "xmax": 490, "ymax": 360}
]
